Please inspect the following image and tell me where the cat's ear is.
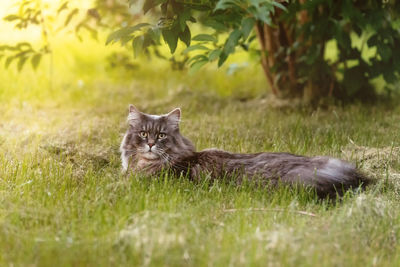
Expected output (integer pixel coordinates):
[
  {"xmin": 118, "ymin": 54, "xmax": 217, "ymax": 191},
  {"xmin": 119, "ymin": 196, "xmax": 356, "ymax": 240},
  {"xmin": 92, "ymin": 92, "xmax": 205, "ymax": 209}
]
[
  {"xmin": 128, "ymin": 104, "xmax": 138, "ymax": 114},
  {"xmin": 127, "ymin": 104, "xmax": 141, "ymax": 123},
  {"xmin": 166, "ymin": 108, "xmax": 181, "ymax": 124}
]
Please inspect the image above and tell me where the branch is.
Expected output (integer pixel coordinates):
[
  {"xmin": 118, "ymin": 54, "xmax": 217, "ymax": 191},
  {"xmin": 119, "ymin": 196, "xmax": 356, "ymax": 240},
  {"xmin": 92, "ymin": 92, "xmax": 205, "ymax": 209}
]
[{"xmin": 255, "ymin": 22, "xmax": 279, "ymax": 96}]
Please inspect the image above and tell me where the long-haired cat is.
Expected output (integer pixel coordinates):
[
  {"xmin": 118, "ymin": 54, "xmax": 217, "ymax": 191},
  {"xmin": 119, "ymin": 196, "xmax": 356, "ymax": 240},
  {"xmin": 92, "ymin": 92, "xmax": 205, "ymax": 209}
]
[{"xmin": 120, "ymin": 105, "xmax": 370, "ymax": 197}]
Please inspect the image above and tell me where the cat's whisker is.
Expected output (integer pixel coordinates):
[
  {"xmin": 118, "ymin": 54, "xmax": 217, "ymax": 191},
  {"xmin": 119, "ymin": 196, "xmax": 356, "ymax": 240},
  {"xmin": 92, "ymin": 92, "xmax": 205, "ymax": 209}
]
[
  {"xmin": 155, "ymin": 149, "xmax": 186, "ymax": 169},
  {"xmin": 161, "ymin": 153, "xmax": 188, "ymax": 170},
  {"xmin": 155, "ymin": 149, "xmax": 175, "ymax": 167}
]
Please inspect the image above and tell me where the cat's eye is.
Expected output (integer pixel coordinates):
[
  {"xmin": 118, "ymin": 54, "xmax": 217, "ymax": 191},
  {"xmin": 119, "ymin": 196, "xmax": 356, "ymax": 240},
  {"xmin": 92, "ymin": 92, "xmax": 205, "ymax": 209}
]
[
  {"xmin": 139, "ymin": 131, "xmax": 148, "ymax": 138},
  {"xmin": 158, "ymin": 133, "xmax": 167, "ymax": 139}
]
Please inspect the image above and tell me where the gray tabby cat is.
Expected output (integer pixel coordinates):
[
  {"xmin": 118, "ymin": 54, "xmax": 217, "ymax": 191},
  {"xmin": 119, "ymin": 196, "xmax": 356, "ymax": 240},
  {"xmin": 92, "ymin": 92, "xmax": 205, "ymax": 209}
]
[{"xmin": 120, "ymin": 105, "xmax": 370, "ymax": 197}]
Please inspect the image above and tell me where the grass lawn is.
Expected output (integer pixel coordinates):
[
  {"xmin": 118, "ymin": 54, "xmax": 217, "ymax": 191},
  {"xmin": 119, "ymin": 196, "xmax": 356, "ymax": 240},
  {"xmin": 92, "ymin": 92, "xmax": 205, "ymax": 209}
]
[{"xmin": 1, "ymin": 35, "xmax": 400, "ymax": 266}]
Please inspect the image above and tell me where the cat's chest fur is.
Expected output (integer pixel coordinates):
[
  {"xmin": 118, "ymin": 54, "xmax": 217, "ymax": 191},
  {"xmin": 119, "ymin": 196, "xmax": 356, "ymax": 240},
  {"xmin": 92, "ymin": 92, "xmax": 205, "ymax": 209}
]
[{"xmin": 129, "ymin": 157, "xmax": 165, "ymax": 174}]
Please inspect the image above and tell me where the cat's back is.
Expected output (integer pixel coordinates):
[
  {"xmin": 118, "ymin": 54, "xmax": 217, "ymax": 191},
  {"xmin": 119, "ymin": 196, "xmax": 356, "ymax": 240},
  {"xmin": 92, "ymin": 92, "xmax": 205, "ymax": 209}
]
[
  {"xmin": 174, "ymin": 148, "xmax": 369, "ymax": 197},
  {"xmin": 195, "ymin": 149, "xmax": 352, "ymax": 178},
  {"xmin": 197, "ymin": 148, "xmax": 312, "ymax": 163}
]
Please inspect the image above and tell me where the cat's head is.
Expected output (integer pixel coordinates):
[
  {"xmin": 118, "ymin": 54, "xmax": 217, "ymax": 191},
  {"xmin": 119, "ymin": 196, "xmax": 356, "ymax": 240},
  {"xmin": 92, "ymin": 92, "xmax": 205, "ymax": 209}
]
[{"xmin": 125, "ymin": 105, "xmax": 195, "ymax": 162}]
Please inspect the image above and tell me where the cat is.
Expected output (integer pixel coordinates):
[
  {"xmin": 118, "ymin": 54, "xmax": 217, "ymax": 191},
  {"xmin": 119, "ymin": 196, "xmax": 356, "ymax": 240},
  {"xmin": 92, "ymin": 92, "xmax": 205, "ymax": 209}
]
[{"xmin": 120, "ymin": 105, "xmax": 370, "ymax": 197}]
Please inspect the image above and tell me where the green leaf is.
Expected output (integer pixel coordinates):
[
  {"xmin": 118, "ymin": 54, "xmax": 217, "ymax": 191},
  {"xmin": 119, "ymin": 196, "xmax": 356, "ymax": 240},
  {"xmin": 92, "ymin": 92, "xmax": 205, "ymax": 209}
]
[
  {"xmin": 208, "ymin": 49, "xmax": 221, "ymax": 61},
  {"xmin": 249, "ymin": 0, "xmax": 264, "ymax": 5},
  {"xmin": 0, "ymin": 45, "xmax": 15, "ymax": 51},
  {"xmin": 31, "ymin": 53, "xmax": 41, "ymax": 69},
  {"xmin": 0, "ymin": 45, "xmax": 17, "ymax": 51},
  {"xmin": 335, "ymin": 26, "xmax": 351, "ymax": 49},
  {"xmin": 183, "ymin": 45, "xmax": 209, "ymax": 54},
  {"xmin": 147, "ymin": 27, "xmax": 161, "ymax": 44},
  {"xmin": 214, "ymin": 0, "xmax": 237, "ymax": 12},
  {"xmin": 189, "ymin": 60, "xmax": 207, "ymax": 74},
  {"xmin": 3, "ymin": 15, "xmax": 19, "ymax": 21},
  {"xmin": 254, "ymin": 5, "xmax": 272, "ymax": 25},
  {"xmin": 17, "ymin": 42, "xmax": 32, "ymax": 49},
  {"xmin": 80, "ymin": 24, "xmax": 98, "ymax": 40},
  {"xmin": 223, "ymin": 29, "xmax": 242, "ymax": 55},
  {"xmin": 192, "ymin": 34, "xmax": 217, "ymax": 42},
  {"xmin": 203, "ymin": 19, "xmax": 228, "ymax": 32},
  {"xmin": 188, "ymin": 54, "xmax": 208, "ymax": 65},
  {"xmin": 367, "ymin": 35, "xmax": 378, "ymax": 48},
  {"xmin": 162, "ymin": 28, "xmax": 179, "ymax": 53},
  {"xmin": 241, "ymin": 17, "xmax": 255, "ymax": 41},
  {"xmin": 383, "ymin": 70, "xmax": 397, "ymax": 84},
  {"xmin": 106, "ymin": 23, "xmax": 150, "ymax": 45},
  {"xmin": 342, "ymin": 66, "xmax": 365, "ymax": 95},
  {"xmin": 5, "ymin": 56, "xmax": 15, "ymax": 69},
  {"xmin": 57, "ymin": 1, "xmax": 68, "ymax": 14},
  {"xmin": 178, "ymin": 9, "xmax": 192, "ymax": 32},
  {"xmin": 218, "ymin": 52, "xmax": 228, "ymax": 67},
  {"xmin": 179, "ymin": 26, "xmax": 191, "ymax": 47},
  {"xmin": 132, "ymin": 36, "xmax": 144, "ymax": 58},
  {"xmin": 142, "ymin": 0, "xmax": 165, "ymax": 14},
  {"xmin": 377, "ymin": 43, "xmax": 392, "ymax": 62},
  {"xmin": 64, "ymin": 8, "xmax": 78, "ymax": 26},
  {"xmin": 217, "ymin": 29, "xmax": 242, "ymax": 67},
  {"xmin": 17, "ymin": 56, "xmax": 28, "ymax": 71},
  {"xmin": 271, "ymin": 1, "xmax": 287, "ymax": 12}
]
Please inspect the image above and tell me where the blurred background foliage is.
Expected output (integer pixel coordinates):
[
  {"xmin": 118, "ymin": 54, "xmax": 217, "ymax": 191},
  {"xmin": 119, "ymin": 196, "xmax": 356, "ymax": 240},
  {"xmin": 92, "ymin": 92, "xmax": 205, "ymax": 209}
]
[{"xmin": 1, "ymin": 0, "xmax": 400, "ymax": 103}]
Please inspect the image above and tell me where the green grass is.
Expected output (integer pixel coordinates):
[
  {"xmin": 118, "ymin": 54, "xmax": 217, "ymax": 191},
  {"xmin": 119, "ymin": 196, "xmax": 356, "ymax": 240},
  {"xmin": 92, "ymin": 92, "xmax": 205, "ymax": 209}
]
[{"xmin": 1, "ymin": 36, "xmax": 400, "ymax": 267}]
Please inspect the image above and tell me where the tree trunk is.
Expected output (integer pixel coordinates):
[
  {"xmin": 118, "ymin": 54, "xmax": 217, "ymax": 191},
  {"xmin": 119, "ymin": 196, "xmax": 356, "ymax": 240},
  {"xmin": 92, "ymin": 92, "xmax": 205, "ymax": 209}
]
[
  {"xmin": 256, "ymin": 19, "xmax": 303, "ymax": 99},
  {"xmin": 255, "ymin": 2, "xmax": 331, "ymax": 102}
]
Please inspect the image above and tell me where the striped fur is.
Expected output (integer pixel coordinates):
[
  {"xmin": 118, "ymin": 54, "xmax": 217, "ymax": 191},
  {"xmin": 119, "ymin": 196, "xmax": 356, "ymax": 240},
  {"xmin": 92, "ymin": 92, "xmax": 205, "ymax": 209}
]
[{"xmin": 120, "ymin": 106, "xmax": 370, "ymax": 197}]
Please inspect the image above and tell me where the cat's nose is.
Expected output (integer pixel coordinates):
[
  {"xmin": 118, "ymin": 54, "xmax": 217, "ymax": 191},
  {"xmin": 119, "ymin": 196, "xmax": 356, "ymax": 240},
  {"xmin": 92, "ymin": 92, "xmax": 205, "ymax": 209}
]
[{"xmin": 148, "ymin": 143, "xmax": 155, "ymax": 149}]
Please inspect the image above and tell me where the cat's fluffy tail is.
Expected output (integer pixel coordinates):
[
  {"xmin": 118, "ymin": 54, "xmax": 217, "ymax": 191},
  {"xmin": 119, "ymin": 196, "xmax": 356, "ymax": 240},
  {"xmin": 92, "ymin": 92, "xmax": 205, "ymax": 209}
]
[{"xmin": 287, "ymin": 158, "xmax": 371, "ymax": 198}]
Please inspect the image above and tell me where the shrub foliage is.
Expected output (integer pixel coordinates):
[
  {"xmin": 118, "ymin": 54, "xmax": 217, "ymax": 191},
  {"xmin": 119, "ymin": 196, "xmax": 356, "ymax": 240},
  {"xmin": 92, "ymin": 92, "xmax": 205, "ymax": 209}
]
[{"xmin": 2, "ymin": 0, "xmax": 400, "ymax": 100}]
